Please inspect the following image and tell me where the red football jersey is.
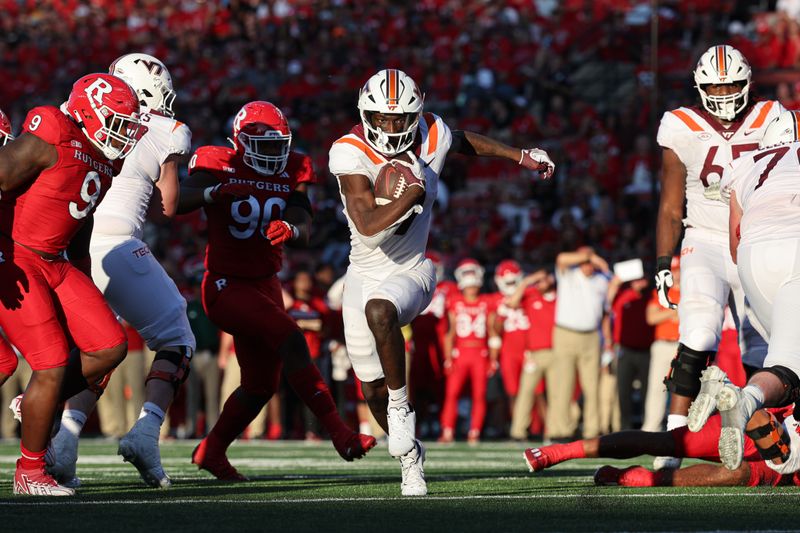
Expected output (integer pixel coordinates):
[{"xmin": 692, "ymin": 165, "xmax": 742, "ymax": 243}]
[
  {"xmin": 189, "ymin": 146, "xmax": 315, "ymax": 278},
  {"xmin": 523, "ymin": 288, "xmax": 557, "ymax": 351},
  {"xmin": 0, "ymin": 106, "xmax": 115, "ymax": 254},
  {"xmin": 495, "ymin": 289, "xmax": 532, "ymax": 358},
  {"xmin": 447, "ymin": 293, "xmax": 495, "ymax": 348}
]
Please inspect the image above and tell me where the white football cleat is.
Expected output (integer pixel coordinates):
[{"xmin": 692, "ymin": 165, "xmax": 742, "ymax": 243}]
[
  {"xmin": 400, "ymin": 439, "xmax": 427, "ymax": 497},
  {"xmin": 652, "ymin": 456, "xmax": 682, "ymax": 470},
  {"xmin": 47, "ymin": 426, "xmax": 81, "ymax": 488},
  {"xmin": 688, "ymin": 365, "xmax": 730, "ymax": 432},
  {"xmin": 387, "ymin": 405, "xmax": 416, "ymax": 457},
  {"xmin": 118, "ymin": 419, "xmax": 171, "ymax": 488},
  {"xmin": 717, "ymin": 384, "xmax": 752, "ymax": 471}
]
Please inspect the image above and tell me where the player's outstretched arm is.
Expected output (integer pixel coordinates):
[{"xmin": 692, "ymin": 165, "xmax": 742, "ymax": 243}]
[
  {"xmin": 176, "ymin": 169, "xmax": 218, "ymax": 214},
  {"xmin": 450, "ymin": 130, "xmax": 554, "ymax": 179},
  {"xmin": 339, "ymin": 172, "xmax": 424, "ymax": 237},
  {"xmin": 0, "ymin": 132, "xmax": 57, "ymax": 192},
  {"xmin": 655, "ymin": 148, "xmax": 686, "ymax": 308}
]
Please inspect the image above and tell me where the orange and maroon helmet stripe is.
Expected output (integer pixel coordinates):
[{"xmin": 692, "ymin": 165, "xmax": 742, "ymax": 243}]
[
  {"xmin": 792, "ymin": 110, "xmax": 800, "ymax": 141},
  {"xmin": 716, "ymin": 45, "xmax": 728, "ymax": 77},
  {"xmin": 385, "ymin": 69, "xmax": 399, "ymax": 105}
]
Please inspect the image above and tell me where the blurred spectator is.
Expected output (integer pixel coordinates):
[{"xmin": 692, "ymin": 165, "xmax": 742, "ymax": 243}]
[
  {"xmin": 185, "ymin": 283, "xmax": 221, "ymax": 438},
  {"xmin": 642, "ymin": 256, "xmax": 681, "ymax": 432},
  {"xmin": 607, "ymin": 275, "xmax": 655, "ymax": 430},
  {"xmin": 218, "ymin": 332, "xmax": 268, "ymax": 439},
  {"xmin": 0, "ymin": 336, "xmax": 31, "ymax": 439},
  {"xmin": 97, "ymin": 323, "xmax": 146, "ymax": 439},
  {"xmin": 550, "ymin": 247, "xmax": 610, "ymax": 440}
]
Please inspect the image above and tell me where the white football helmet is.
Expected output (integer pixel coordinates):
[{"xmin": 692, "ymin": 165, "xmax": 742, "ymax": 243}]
[
  {"xmin": 694, "ymin": 45, "xmax": 751, "ymax": 121},
  {"xmin": 494, "ymin": 260, "xmax": 523, "ymax": 296},
  {"xmin": 759, "ymin": 110, "xmax": 800, "ymax": 149},
  {"xmin": 455, "ymin": 259, "xmax": 485, "ymax": 290},
  {"xmin": 109, "ymin": 53, "xmax": 176, "ymax": 117},
  {"xmin": 357, "ymin": 69, "xmax": 423, "ymax": 156}
]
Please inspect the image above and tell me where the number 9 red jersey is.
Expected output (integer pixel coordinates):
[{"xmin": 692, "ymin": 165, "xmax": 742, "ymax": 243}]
[
  {"xmin": 0, "ymin": 106, "xmax": 116, "ymax": 255},
  {"xmin": 189, "ymin": 145, "xmax": 315, "ymax": 278}
]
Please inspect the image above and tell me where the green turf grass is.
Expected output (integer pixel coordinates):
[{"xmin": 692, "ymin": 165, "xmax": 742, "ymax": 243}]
[{"xmin": 0, "ymin": 439, "xmax": 797, "ymax": 532}]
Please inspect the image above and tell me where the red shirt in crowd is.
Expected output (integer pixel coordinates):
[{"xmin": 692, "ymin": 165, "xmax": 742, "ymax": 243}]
[{"xmin": 611, "ymin": 286, "xmax": 654, "ymax": 350}]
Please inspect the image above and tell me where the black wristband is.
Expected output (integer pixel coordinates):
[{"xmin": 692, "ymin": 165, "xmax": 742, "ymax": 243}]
[{"xmin": 657, "ymin": 256, "xmax": 672, "ymax": 272}]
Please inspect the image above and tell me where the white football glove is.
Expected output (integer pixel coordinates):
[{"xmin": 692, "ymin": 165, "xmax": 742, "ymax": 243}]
[
  {"xmin": 655, "ymin": 269, "xmax": 677, "ymax": 310},
  {"xmin": 519, "ymin": 148, "xmax": 555, "ymax": 180}
]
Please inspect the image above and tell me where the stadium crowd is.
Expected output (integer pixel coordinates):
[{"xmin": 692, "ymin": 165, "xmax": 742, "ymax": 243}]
[{"xmin": 2, "ymin": 0, "xmax": 800, "ymax": 444}]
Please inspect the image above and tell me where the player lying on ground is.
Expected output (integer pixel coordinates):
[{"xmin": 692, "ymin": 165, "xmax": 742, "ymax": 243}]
[
  {"xmin": 524, "ymin": 407, "xmax": 799, "ymax": 487},
  {"xmin": 179, "ymin": 100, "xmax": 375, "ymax": 481}
]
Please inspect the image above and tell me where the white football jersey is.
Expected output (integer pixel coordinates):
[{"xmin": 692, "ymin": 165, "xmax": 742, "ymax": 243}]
[
  {"xmin": 93, "ymin": 112, "xmax": 192, "ymax": 240},
  {"xmin": 657, "ymin": 101, "xmax": 784, "ymax": 233},
  {"xmin": 329, "ymin": 113, "xmax": 452, "ymax": 280},
  {"xmin": 721, "ymin": 140, "xmax": 800, "ymax": 245}
]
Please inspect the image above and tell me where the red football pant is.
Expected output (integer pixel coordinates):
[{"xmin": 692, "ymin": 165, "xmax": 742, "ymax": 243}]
[
  {"xmin": 441, "ymin": 348, "xmax": 488, "ymax": 433},
  {"xmin": 202, "ymin": 271, "xmax": 300, "ymax": 396},
  {"xmin": 0, "ymin": 246, "xmax": 125, "ymax": 370},
  {"xmin": 500, "ymin": 345, "xmax": 524, "ymax": 397},
  {"xmin": 671, "ymin": 413, "xmax": 760, "ymax": 462}
]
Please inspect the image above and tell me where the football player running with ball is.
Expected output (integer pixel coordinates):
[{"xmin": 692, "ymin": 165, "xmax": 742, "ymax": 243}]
[
  {"xmin": 328, "ymin": 68, "xmax": 554, "ymax": 496},
  {"xmin": 654, "ymin": 45, "xmax": 783, "ymax": 469},
  {"xmin": 179, "ymin": 101, "xmax": 375, "ymax": 481},
  {"xmin": 47, "ymin": 53, "xmax": 195, "ymax": 489},
  {"xmin": 0, "ymin": 74, "xmax": 142, "ymax": 495}
]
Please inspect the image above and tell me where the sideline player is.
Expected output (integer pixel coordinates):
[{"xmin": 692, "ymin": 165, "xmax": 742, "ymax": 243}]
[
  {"xmin": 329, "ymin": 68, "xmax": 554, "ymax": 495},
  {"xmin": 439, "ymin": 259, "xmax": 498, "ymax": 444},
  {"xmin": 523, "ymin": 406, "xmax": 798, "ymax": 487},
  {"xmin": 47, "ymin": 54, "xmax": 194, "ymax": 489},
  {"xmin": 654, "ymin": 45, "xmax": 783, "ymax": 468},
  {"xmin": 0, "ymin": 74, "xmax": 141, "ymax": 495},
  {"xmin": 179, "ymin": 101, "xmax": 375, "ymax": 481},
  {"xmin": 689, "ymin": 110, "xmax": 800, "ymax": 471}
]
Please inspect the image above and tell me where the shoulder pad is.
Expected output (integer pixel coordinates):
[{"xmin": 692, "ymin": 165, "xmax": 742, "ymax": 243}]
[
  {"xmin": 23, "ymin": 106, "xmax": 72, "ymax": 146},
  {"xmin": 420, "ymin": 112, "xmax": 453, "ymax": 157},
  {"xmin": 168, "ymin": 120, "xmax": 192, "ymax": 155},
  {"xmin": 329, "ymin": 134, "xmax": 385, "ymax": 176},
  {"xmin": 189, "ymin": 145, "xmax": 236, "ymax": 176}
]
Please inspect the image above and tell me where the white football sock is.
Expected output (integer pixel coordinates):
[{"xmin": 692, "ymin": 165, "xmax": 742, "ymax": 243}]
[
  {"xmin": 61, "ymin": 409, "xmax": 87, "ymax": 438},
  {"xmin": 666, "ymin": 414, "xmax": 688, "ymax": 431},
  {"xmin": 387, "ymin": 386, "xmax": 409, "ymax": 410},
  {"xmin": 139, "ymin": 402, "xmax": 166, "ymax": 426}
]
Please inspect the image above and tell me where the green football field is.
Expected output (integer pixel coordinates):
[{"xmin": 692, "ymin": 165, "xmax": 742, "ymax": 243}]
[{"xmin": 0, "ymin": 439, "xmax": 798, "ymax": 532}]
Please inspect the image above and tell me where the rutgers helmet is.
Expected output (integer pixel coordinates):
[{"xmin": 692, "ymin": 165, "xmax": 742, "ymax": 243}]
[
  {"xmin": 109, "ymin": 53, "xmax": 177, "ymax": 117},
  {"xmin": 694, "ymin": 45, "xmax": 751, "ymax": 121},
  {"xmin": 455, "ymin": 258, "xmax": 485, "ymax": 290},
  {"xmin": 494, "ymin": 260, "xmax": 523, "ymax": 296},
  {"xmin": 231, "ymin": 101, "xmax": 292, "ymax": 175},
  {"xmin": 759, "ymin": 110, "xmax": 800, "ymax": 149},
  {"xmin": 357, "ymin": 69, "xmax": 424, "ymax": 156},
  {"xmin": 66, "ymin": 73, "xmax": 142, "ymax": 160},
  {"xmin": 0, "ymin": 108, "xmax": 12, "ymax": 146}
]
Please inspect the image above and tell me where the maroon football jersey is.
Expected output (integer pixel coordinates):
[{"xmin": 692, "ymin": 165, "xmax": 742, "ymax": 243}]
[
  {"xmin": 189, "ymin": 146, "xmax": 315, "ymax": 278},
  {"xmin": 0, "ymin": 106, "xmax": 115, "ymax": 254}
]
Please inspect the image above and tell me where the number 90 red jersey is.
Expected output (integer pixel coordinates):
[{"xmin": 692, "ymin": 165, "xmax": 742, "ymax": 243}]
[
  {"xmin": 0, "ymin": 106, "xmax": 115, "ymax": 255},
  {"xmin": 188, "ymin": 145, "xmax": 315, "ymax": 278}
]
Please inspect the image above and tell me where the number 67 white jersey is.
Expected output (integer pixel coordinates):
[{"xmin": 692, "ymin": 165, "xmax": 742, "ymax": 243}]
[{"xmin": 657, "ymin": 100, "xmax": 784, "ymax": 233}]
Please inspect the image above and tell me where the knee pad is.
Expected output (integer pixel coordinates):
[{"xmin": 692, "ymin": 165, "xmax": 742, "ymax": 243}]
[
  {"xmin": 664, "ymin": 343, "xmax": 714, "ymax": 397},
  {"xmin": 747, "ymin": 411, "xmax": 791, "ymax": 463},
  {"xmin": 753, "ymin": 366, "xmax": 800, "ymax": 407},
  {"xmin": 146, "ymin": 347, "xmax": 193, "ymax": 393}
]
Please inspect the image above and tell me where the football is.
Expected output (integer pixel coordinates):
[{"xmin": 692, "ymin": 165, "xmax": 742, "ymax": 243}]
[{"xmin": 373, "ymin": 152, "xmax": 419, "ymax": 206}]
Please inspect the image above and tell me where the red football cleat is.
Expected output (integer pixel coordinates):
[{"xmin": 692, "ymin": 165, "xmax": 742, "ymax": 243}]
[
  {"xmin": 523, "ymin": 447, "xmax": 555, "ymax": 472},
  {"xmin": 333, "ymin": 431, "xmax": 377, "ymax": 461},
  {"xmin": 14, "ymin": 460, "xmax": 75, "ymax": 496},
  {"xmin": 191, "ymin": 438, "xmax": 248, "ymax": 482}
]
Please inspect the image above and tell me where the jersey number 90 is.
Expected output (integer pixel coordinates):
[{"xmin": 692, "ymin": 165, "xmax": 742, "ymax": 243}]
[{"xmin": 228, "ymin": 196, "xmax": 286, "ymax": 239}]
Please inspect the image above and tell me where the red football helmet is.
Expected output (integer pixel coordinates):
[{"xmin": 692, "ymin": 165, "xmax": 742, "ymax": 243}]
[
  {"xmin": 0, "ymin": 108, "xmax": 13, "ymax": 146},
  {"xmin": 425, "ymin": 250, "xmax": 444, "ymax": 282},
  {"xmin": 231, "ymin": 101, "xmax": 292, "ymax": 175},
  {"xmin": 494, "ymin": 260, "xmax": 523, "ymax": 296},
  {"xmin": 65, "ymin": 73, "xmax": 142, "ymax": 160},
  {"xmin": 455, "ymin": 258, "xmax": 485, "ymax": 290}
]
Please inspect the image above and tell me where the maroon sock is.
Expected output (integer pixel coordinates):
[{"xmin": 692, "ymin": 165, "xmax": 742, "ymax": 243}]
[
  {"xmin": 547, "ymin": 441, "xmax": 587, "ymax": 464},
  {"xmin": 208, "ymin": 388, "xmax": 267, "ymax": 449},
  {"xmin": 19, "ymin": 444, "xmax": 46, "ymax": 470},
  {"xmin": 287, "ymin": 365, "xmax": 349, "ymax": 437}
]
